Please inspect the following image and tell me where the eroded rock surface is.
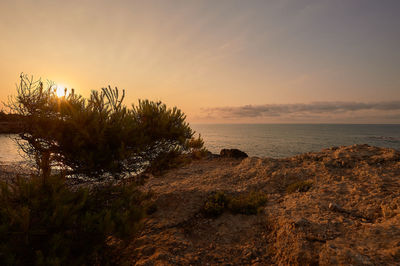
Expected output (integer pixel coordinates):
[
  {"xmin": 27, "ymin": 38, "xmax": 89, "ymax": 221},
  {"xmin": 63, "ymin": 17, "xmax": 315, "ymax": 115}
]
[{"xmin": 126, "ymin": 144, "xmax": 400, "ymax": 265}]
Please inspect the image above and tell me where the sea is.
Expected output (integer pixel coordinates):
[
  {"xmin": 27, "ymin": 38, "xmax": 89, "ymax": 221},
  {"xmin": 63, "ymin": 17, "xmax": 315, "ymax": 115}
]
[
  {"xmin": 1, "ymin": 124, "xmax": 400, "ymax": 163},
  {"xmin": 0, "ymin": 134, "xmax": 24, "ymax": 164},
  {"xmin": 191, "ymin": 124, "xmax": 400, "ymax": 158}
]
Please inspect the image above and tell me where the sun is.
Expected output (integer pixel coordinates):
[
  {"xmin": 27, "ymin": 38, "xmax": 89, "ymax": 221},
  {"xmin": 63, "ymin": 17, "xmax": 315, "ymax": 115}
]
[{"xmin": 55, "ymin": 84, "xmax": 69, "ymax": 97}]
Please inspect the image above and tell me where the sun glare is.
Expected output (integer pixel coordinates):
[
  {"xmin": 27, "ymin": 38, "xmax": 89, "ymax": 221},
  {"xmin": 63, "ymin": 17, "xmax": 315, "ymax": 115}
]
[{"xmin": 55, "ymin": 85, "xmax": 69, "ymax": 98}]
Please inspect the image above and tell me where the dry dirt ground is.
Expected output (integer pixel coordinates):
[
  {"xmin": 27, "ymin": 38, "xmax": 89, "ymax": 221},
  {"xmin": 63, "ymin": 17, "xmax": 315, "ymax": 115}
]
[{"xmin": 124, "ymin": 144, "xmax": 400, "ymax": 265}]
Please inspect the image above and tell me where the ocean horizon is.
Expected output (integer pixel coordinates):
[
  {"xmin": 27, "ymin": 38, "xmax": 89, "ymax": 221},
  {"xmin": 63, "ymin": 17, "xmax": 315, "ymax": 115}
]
[
  {"xmin": 192, "ymin": 123, "xmax": 400, "ymax": 158},
  {"xmin": 1, "ymin": 124, "xmax": 400, "ymax": 163}
]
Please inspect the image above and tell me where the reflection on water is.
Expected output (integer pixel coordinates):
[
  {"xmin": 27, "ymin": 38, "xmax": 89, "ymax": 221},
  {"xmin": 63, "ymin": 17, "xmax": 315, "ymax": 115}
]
[
  {"xmin": 0, "ymin": 135, "xmax": 24, "ymax": 163},
  {"xmin": 192, "ymin": 124, "xmax": 400, "ymax": 157}
]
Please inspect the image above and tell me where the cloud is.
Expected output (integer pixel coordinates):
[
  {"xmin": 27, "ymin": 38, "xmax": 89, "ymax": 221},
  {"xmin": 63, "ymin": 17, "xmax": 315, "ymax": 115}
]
[{"xmin": 201, "ymin": 101, "xmax": 400, "ymax": 119}]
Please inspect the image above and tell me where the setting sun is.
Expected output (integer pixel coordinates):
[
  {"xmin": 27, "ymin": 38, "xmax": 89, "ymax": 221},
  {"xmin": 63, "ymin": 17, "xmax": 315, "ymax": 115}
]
[{"xmin": 55, "ymin": 85, "xmax": 68, "ymax": 98}]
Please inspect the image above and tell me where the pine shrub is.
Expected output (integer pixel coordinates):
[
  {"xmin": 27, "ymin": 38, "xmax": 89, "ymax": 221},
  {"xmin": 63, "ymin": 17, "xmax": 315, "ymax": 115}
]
[
  {"xmin": 7, "ymin": 74, "xmax": 202, "ymax": 179},
  {"xmin": 0, "ymin": 175, "xmax": 144, "ymax": 265}
]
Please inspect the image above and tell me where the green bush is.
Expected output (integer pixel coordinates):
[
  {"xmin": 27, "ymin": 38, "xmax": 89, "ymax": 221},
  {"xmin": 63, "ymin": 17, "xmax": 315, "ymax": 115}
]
[
  {"xmin": 0, "ymin": 175, "xmax": 144, "ymax": 265},
  {"xmin": 203, "ymin": 191, "xmax": 267, "ymax": 217},
  {"xmin": 186, "ymin": 135, "xmax": 209, "ymax": 159},
  {"xmin": 147, "ymin": 135, "xmax": 209, "ymax": 175},
  {"xmin": 8, "ymin": 74, "xmax": 201, "ymax": 179},
  {"xmin": 286, "ymin": 180, "xmax": 313, "ymax": 193},
  {"xmin": 145, "ymin": 149, "xmax": 186, "ymax": 176},
  {"xmin": 203, "ymin": 191, "xmax": 229, "ymax": 217},
  {"xmin": 228, "ymin": 191, "xmax": 267, "ymax": 215}
]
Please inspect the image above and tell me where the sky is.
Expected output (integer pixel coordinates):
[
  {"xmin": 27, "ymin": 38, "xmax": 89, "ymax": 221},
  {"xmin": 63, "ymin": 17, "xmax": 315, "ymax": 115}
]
[{"xmin": 0, "ymin": 0, "xmax": 399, "ymax": 123}]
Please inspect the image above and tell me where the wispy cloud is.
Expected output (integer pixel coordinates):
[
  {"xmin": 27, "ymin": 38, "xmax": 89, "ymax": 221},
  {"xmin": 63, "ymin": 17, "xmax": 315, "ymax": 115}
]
[{"xmin": 201, "ymin": 101, "xmax": 400, "ymax": 119}]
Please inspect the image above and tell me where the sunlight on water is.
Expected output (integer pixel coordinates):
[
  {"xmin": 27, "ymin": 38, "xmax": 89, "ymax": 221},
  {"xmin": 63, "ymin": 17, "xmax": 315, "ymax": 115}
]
[
  {"xmin": 0, "ymin": 135, "xmax": 24, "ymax": 163},
  {"xmin": 192, "ymin": 124, "xmax": 400, "ymax": 157}
]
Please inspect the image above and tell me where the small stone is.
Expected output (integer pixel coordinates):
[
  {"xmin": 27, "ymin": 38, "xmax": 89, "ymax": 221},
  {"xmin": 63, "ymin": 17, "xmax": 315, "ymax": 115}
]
[{"xmin": 329, "ymin": 202, "xmax": 342, "ymax": 212}]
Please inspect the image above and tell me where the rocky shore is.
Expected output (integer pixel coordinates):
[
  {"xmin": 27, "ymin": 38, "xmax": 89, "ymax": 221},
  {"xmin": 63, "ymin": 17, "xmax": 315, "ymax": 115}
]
[
  {"xmin": 127, "ymin": 144, "xmax": 400, "ymax": 265},
  {"xmin": 1, "ymin": 144, "xmax": 399, "ymax": 265}
]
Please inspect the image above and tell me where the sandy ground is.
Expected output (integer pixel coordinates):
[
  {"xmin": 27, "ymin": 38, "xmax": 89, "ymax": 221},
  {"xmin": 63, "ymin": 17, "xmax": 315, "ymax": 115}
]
[{"xmin": 124, "ymin": 144, "xmax": 400, "ymax": 265}]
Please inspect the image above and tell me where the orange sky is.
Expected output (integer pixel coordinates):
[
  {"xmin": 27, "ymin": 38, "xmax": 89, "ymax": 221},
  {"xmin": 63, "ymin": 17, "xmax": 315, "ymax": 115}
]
[{"xmin": 1, "ymin": 0, "xmax": 399, "ymax": 123}]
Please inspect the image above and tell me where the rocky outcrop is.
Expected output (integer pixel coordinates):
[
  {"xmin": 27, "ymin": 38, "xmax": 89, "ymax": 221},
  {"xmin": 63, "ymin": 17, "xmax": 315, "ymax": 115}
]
[
  {"xmin": 124, "ymin": 144, "xmax": 400, "ymax": 265},
  {"xmin": 220, "ymin": 148, "xmax": 248, "ymax": 158}
]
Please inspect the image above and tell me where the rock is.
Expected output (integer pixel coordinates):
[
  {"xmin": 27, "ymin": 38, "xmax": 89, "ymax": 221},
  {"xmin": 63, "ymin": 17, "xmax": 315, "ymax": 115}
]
[
  {"xmin": 220, "ymin": 148, "xmax": 248, "ymax": 158},
  {"xmin": 206, "ymin": 151, "xmax": 220, "ymax": 159},
  {"xmin": 328, "ymin": 202, "xmax": 342, "ymax": 212}
]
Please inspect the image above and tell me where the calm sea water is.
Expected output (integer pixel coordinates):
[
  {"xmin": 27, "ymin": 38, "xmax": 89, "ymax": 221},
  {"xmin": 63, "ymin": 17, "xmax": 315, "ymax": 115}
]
[
  {"xmin": 0, "ymin": 135, "xmax": 24, "ymax": 163},
  {"xmin": 192, "ymin": 124, "xmax": 400, "ymax": 157},
  {"xmin": 1, "ymin": 124, "xmax": 400, "ymax": 162}
]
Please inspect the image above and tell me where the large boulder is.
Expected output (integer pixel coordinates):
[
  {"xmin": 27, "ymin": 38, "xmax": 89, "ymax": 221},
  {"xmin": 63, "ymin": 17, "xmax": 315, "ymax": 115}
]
[{"xmin": 220, "ymin": 148, "xmax": 248, "ymax": 158}]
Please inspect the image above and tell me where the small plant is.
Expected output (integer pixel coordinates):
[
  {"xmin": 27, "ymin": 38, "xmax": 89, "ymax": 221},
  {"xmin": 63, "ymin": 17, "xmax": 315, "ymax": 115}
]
[
  {"xmin": 203, "ymin": 191, "xmax": 267, "ymax": 217},
  {"xmin": 228, "ymin": 191, "xmax": 267, "ymax": 215},
  {"xmin": 286, "ymin": 180, "xmax": 313, "ymax": 194},
  {"xmin": 203, "ymin": 191, "xmax": 229, "ymax": 217}
]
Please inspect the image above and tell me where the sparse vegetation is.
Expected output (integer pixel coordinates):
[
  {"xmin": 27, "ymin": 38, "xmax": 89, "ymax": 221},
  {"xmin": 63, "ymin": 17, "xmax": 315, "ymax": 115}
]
[
  {"xmin": 203, "ymin": 191, "xmax": 229, "ymax": 217},
  {"xmin": 286, "ymin": 180, "xmax": 313, "ymax": 193},
  {"xmin": 228, "ymin": 191, "xmax": 267, "ymax": 215},
  {"xmin": 0, "ymin": 174, "xmax": 145, "ymax": 265},
  {"xmin": 203, "ymin": 191, "xmax": 267, "ymax": 217}
]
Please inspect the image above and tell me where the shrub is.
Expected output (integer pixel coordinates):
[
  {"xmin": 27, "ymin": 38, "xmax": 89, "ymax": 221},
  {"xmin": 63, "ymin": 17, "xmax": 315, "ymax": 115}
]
[
  {"xmin": 286, "ymin": 180, "xmax": 313, "ymax": 194},
  {"xmin": 0, "ymin": 175, "xmax": 144, "ymax": 265},
  {"xmin": 186, "ymin": 135, "xmax": 209, "ymax": 159},
  {"xmin": 130, "ymin": 99, "xmax": 194, "ymax": 168},
  {"xmin": 147, "ymin": 135, "xmax": 209, "ymax": 175},
  {"xmin": 7, "ymin": 74, "xmax": 201, "ymax": 178},
  {"xmin": 203, "ymin": 191, "xmax": 229, "ymax": 217},
  {"xmin": 203, "ymin": 191, "xmax": 267, "ymax": 217},
  {"xmin": 228, "ymin": 191, "xmax": 267, "ymax": 215},
  {"xmin": 145, "ymin": 149, "xmax": 187, "ymax": 176}
]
